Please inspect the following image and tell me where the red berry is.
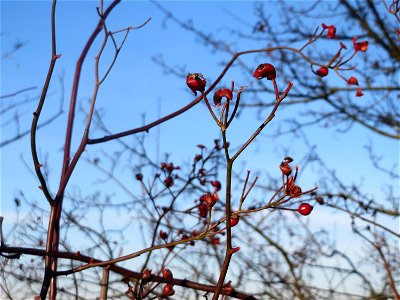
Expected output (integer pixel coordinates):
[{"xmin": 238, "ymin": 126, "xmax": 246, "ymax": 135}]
[
  {"xmin": 356, "ymin": 87, "xmax": 364, "ymax": 97},
  {"xmin": 230, "ymin": 215, "xmax": 239, "ymax": 227},
  {"xmin": 161, "ymin": 268, "xmax": 173, "ymax": 280},
  {"xmin": 298, "ymin": 203, "xmax": 313, "ymax": 216},
  {"xmin": 159, "ymin": 230, "xmax": 168, "ymax": 239},
  {"xmin": 322, "ymin": 23, "xmax": 336, "ymax": 39},
  {"xmin": 141, "ymin": 269, "xmax": 152, "ymax": 280},
  {"xmin": 253, "ymin": 63, "xmax": 276, "ymax": 80},
  {"xmin": 316, "ymin": 67, "xmax": 329, "ymax": 77},
  {"xmin": 211, "ymin": 180, "xmax": 221, "ymax": 191},
  {"xmin": 280, "ymin": 162, "xmax": 292, "ymax": 176},
  {"xmin": 353, "ymin": 36, "xmax": 368, "ymax": 52},
  {"xmin": 327, "ymin": 26, "xmax": 336, "ymax": 39},
  {"xmin": 135, "ymin": 173, "xmax": 143, "ymax": 181},
  {"xmin": 347, "ymin": 76, "xmax": 359, "ymax": 85},
  {"xmin": 164, "ymin": 177, "xmax": 174, "ymax": 187},
  {"xmin": 186, "ymin": 73, "xmax": 206, "ymax": 95},
  {"xmin": 162, "ymin": 283, "xmax": 175, "ymax": 296},
  {"xmin": 198, "ymin": 202, "xmax": 208, "ymax": 218}
]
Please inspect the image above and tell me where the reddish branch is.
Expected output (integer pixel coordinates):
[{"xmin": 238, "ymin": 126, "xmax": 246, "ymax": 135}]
[{"xmin": 0, "ymin": 246, "xmax": 257, "ymax": 300}]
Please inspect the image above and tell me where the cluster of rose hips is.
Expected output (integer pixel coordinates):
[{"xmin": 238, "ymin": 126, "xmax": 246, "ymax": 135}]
[
  {"xmin": 140, "ymin": 268, "xmax": 175, "ymax": 297},
  {"xmin": 315, "ymin": 23, "xmax": 368, "ymax": 98},
  {"xmin": 280, "ymin": 157, "xmax": 313, "ymax": 216},
  {"xmin": 161, "ymin": 162, "xmax": 180, "ymax": 187},
  {"xmin": 197, "ymin": 192, "xmax": 219, "ymax": 218}
]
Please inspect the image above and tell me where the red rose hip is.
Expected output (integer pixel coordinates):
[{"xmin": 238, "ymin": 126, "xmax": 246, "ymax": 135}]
[{"xmin": 298, "ymin": 203, "xmax": 313, "ymax": 216}]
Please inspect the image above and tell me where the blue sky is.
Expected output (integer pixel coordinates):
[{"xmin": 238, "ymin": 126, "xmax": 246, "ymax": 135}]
[
  {"xmin": 2, "ymin": 0, "xmax": 398, "ymax": 230},
  {"xmin": 2, "ymin": 0, "xmax": 398, "ymax": 232},
  {"xmin": 1, "ymin": 1, "xmax": 399, "ymax": 296}
]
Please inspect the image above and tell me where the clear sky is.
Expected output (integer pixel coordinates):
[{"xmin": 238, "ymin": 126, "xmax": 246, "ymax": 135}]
[
  {"xmin": 2, "ymin": 0, "xmax": 398, "ymax": 244},
  {"xmin": 1, "ymin": 0, "xmax": 398, "ymax": 297}
]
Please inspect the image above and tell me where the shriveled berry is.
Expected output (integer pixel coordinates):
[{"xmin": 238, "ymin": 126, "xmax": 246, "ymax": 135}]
[
  {"xmin": 280, "ymin": 162, "xmax": 292, "ymax": 176},
  {"xmin": 213, "ymin": 88, "xmax": 233, "ymax": 107},
  {"xmin": 290, "ymin": 185, "xmax": 302, "ymax": 198},
  {"xmin": 186, "ymin": 73, "xmax": 206, "ymax": 95},
  {"xmin": 253, "ymin": 63, "xmax": 276, "ymax": 80}
]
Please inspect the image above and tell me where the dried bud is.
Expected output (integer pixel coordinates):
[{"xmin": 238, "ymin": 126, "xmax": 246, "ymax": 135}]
[
  {"xmin": 135, "ymin": 173, "xmax": 143, "ymax": 181},
  {"xmin": 287, "ymin": 176, "xmax": 295, "ymax": 192},
  {"xmin": 232, "ymin": 246, "xmax": 240, "ymax": 253},
  {"xmin": 284, "ymin": 156, "xmax": 293, "ymax": 163}
]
